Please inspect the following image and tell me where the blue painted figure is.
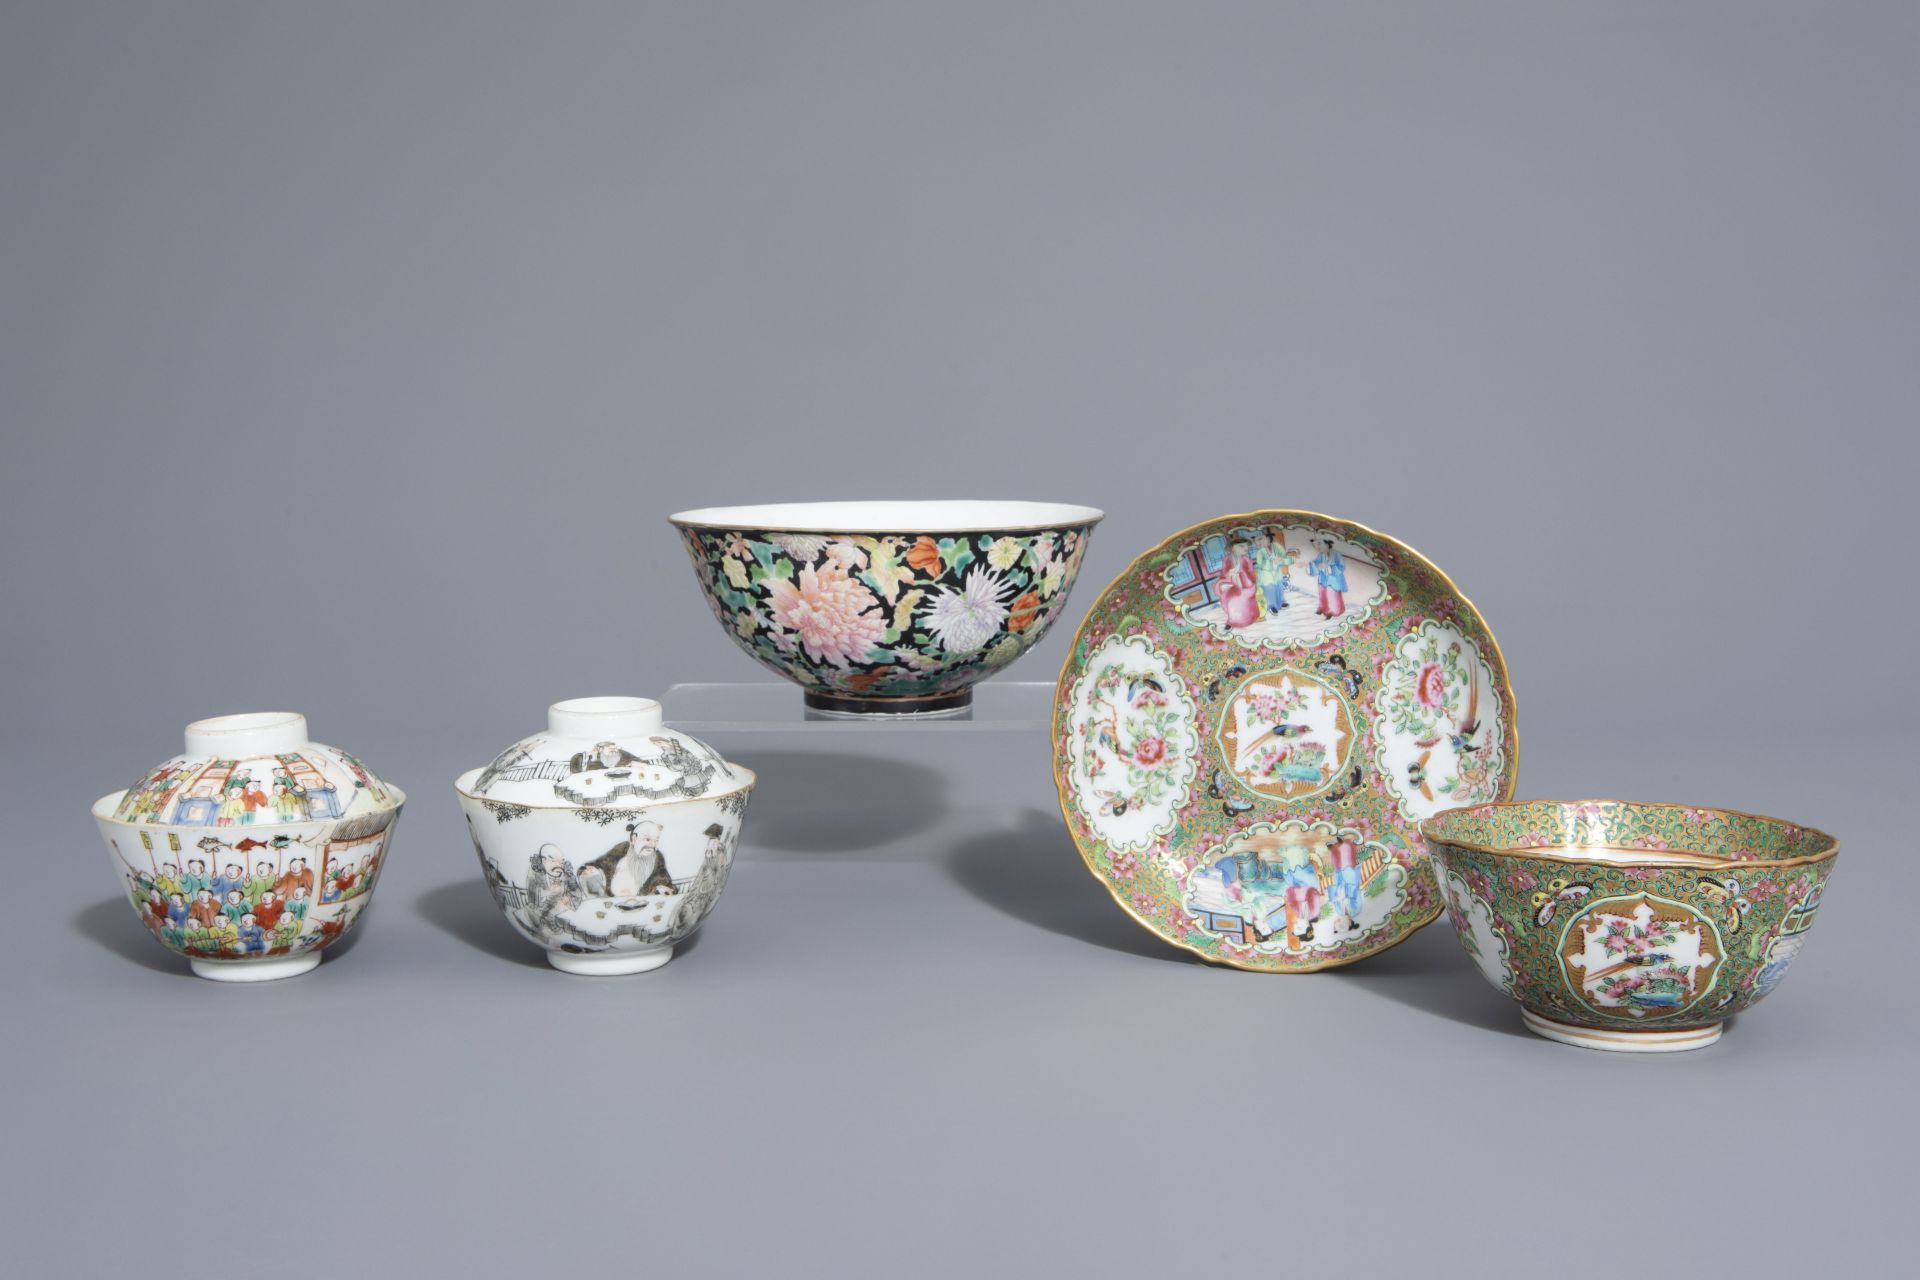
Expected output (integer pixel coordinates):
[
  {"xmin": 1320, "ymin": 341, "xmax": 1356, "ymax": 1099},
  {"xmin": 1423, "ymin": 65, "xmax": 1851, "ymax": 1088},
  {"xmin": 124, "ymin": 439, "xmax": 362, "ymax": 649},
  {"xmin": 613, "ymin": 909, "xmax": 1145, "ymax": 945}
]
[
  {"xmin": 1310, "ymin": 539, "xmax": 1349, "ymax": 619},
  {"xmin": 173, "ymin": 784, "xmax": 221, "ymax": 825},
  {"xmin": 304, "ymin": 782, "xmax": 344, "ymax": 820}
]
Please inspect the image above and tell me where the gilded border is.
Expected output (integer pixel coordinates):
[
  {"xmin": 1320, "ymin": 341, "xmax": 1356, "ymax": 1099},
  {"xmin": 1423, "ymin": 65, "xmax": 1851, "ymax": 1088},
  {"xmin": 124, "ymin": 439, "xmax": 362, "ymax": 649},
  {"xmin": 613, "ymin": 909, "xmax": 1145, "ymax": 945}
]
[{"xmin": 1049, "ymin": 507, "xmax": 1520, "ymax": 973}]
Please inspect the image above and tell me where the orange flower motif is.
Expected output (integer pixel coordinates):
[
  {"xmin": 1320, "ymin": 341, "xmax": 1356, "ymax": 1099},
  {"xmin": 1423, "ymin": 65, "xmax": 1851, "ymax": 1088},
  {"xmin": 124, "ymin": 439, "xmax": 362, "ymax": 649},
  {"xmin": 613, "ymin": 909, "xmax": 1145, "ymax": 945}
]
[
  {"xmin": 1006, "ymin": 591, "xmax": 1042, "ymax": 633},
  {"xmin": 905, "ymin": 536, "xmax": 943, "ymax": 576}
]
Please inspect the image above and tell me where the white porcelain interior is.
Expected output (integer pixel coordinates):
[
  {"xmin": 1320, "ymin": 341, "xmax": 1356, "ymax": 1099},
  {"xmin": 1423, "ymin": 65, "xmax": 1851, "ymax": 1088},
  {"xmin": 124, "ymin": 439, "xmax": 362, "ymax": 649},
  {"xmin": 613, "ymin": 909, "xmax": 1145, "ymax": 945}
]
[{"xmin": 668, "ymin": 499, "xmax": 1104, "ymax": 532}]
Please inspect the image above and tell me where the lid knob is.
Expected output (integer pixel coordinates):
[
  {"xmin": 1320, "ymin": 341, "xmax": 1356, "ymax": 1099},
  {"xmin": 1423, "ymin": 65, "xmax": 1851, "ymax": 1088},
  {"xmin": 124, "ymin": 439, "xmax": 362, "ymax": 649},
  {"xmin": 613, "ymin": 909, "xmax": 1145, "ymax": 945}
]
[
  {"xmin": 547, "ymin": 696, "xmax": 664, "ymax": 740},
  {"xmin": 184, "ymin": 712, "xmax": 310, "ymax": 758}
]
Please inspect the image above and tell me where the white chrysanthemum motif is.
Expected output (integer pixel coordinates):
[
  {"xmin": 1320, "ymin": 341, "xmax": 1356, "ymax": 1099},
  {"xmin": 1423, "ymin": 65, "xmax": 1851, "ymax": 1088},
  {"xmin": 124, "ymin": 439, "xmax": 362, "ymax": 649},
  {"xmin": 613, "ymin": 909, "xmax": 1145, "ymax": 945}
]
[
  {"xmin": 922, "ymin": 567, "xmax": 1013, "ymax": 655},
  {"xmin": 772, "ymin": 533, "xmax": 831, "ymax": 562}
]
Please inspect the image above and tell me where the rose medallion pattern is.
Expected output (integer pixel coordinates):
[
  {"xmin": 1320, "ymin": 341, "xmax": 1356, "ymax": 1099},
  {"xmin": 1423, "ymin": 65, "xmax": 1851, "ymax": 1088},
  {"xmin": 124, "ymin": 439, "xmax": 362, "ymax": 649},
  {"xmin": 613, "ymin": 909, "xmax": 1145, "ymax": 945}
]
[
  {"xmin": 1560, "ymin": 894, "xmax": 1721, "ymax": 1019},
  {"xmin": 1374, "ymin": 620, "xmax": 1508, "ymax": 822},
  {"xmin": 1422, "ymin": 801, "xmax": 1839, "ymax": 1037},
  {"xmin": 1440, "ymin": 868, "xmax": 1512, "ymax": 992},
  {"xmin": 1053, "ymin": 509, "xmax": 1518, "ymax": 972},
  {"xmin": 1215, "ymin": 667, "xmax": 1355, "ymax": 801},
  {"xmin": 1753, "ymin": 882, "xmax": 1821, "ymax": 998},
  {"xmin": 1183, "ymin": 819, "xmax": 1409, "ymax": 958},
  {"xmin": 1163, "ymin": 522, "xmax": 1388, "ymax": 650},
  {"xmin": 1063, "ymin": 635, "xmax": 1199, "ymax": 852}
]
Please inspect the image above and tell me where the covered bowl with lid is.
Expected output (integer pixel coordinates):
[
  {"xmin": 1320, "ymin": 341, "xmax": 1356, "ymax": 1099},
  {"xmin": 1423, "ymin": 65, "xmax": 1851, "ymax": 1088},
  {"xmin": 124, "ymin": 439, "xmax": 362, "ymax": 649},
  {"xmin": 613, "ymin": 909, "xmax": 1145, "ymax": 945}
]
[
  {"xmin": 454, "ymin": 696, "xmax": 755, "ymax": 975},
  {"xmin": 91, "ymin": 711, "xmax": 406, "ymax": 981}
]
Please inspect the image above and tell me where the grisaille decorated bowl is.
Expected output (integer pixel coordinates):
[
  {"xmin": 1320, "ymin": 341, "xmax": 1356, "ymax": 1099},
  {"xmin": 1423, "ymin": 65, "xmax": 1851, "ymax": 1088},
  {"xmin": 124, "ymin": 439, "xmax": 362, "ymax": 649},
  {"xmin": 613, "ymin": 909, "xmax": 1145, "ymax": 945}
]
[
  {"xmin": 454, "ymin": 696, "xmax": 754, "ymax": 975},
  {"xmin": 1423, "ymin": 800, "xmax": 1838, "ymax": 1052},
  {"xmin": 91, "ymin": 712, "xmax": 405, "ymax": 982},
  {"xmin": 670, "ymin": 500, "xmax": 1103, "ymax": 716}
]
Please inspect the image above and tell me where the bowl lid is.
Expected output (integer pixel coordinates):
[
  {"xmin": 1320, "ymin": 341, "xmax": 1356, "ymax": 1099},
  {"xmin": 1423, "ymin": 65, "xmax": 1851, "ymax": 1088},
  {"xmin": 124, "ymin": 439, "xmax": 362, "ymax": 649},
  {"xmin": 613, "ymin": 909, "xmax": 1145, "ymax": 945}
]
[
  {"xmin": 110, "ymin": 712, "xmax": 402, "ymax": 827},
  {"xmin": 461, "ymin": 696, "xmax": 748, "ymax": 808}
]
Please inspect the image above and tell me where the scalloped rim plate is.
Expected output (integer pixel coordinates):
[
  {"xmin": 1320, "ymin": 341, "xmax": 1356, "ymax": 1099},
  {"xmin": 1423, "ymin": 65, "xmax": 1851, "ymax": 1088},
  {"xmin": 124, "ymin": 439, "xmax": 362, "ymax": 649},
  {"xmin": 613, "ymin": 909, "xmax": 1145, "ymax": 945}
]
[{"xmin": 1051, "ymin": 509, "xmax": 1519, "ymax": 972}]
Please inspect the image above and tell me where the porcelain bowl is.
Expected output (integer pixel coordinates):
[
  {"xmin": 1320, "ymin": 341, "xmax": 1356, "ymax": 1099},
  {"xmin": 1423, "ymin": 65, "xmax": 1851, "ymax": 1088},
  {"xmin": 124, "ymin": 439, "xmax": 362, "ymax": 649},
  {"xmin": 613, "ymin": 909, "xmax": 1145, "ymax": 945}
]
[
  {"xmin": 454, "ymin": 696, "xmax": 755, "ymax": 975},
  {"xmin": 670, "ymin": 500, "xmax": 1103, "ymax": 716},
  {"xmin": 455, "ymin": 779, "xmax": 753, "ymax": 976},
  {"xmin": 91, "ymin": 712, "xmax": 405, "ymax": 982},
  {"xmin": 1422, "ymin": 800, "xmax": 1838, "ymax": 1052}
]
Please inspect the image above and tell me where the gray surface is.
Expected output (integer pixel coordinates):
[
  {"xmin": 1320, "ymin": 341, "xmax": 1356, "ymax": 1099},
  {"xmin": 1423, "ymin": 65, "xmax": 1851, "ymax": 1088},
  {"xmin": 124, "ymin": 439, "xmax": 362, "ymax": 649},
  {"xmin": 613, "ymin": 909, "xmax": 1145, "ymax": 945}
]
[{"xmin": 1, "ymin": 3, "xmax": 1914, "ymax": 1275}]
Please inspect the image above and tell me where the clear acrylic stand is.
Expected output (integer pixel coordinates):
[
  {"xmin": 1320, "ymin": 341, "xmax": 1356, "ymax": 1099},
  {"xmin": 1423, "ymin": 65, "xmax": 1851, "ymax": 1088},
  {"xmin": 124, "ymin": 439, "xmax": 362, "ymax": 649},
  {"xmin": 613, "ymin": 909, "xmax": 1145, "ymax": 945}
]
[{"xmin": 660, "ymin": 681, "xmax": 1053, "ymax": 733}]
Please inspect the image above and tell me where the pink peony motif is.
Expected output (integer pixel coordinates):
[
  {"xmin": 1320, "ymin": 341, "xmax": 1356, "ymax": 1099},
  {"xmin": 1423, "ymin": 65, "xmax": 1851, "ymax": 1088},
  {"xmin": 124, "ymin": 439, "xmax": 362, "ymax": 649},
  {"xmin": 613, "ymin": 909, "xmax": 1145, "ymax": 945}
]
[
  {"xmin": 1134, "ymin": 736, "xmax": 1167, "ymax": 766},
  {"xmin": 1415, "ymin": 661, "xmax": 1448, "ymax": 711},
  {"xmin": 762, "ymin": 560, "xmax": 887, "ymax": 669}
]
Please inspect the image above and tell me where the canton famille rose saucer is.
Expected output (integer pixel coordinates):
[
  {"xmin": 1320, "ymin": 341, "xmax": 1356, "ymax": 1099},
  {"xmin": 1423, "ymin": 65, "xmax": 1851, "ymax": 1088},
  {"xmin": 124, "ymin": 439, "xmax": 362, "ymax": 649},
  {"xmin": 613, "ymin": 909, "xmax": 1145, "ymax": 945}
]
[{"xmin": 1051, "ymin": 510, "xmax": 1519, "ymax": 972}]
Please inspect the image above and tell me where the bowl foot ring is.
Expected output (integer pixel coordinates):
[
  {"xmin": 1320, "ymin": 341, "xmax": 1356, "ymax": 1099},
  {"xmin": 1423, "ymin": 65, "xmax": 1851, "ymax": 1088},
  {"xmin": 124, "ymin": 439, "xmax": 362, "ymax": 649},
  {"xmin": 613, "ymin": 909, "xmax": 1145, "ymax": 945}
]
[
  {"xmin": 189, "ymin": 951, "xmax": 323, "ymax": 983},
  {"xmin": 804, "ymin": 688, "xmax": 973, "ymax": 718},
  {"xmin": 1521, "ymin": 1009, "xmax": 1723, "ymax": 1053},
  {"xmin": 546, "ymin": 946, "xmax": 674, "ymax": 976}
]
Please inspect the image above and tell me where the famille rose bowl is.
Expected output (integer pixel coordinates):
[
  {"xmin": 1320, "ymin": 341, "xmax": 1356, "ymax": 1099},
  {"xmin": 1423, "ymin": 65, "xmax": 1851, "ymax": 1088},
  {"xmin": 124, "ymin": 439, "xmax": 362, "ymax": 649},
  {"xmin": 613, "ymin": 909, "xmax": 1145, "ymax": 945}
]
[
  {"xmin": 91, "ymin": 712, "xmax": 405, "ymax": 982},
  {"xmin": 1422, "ymin": 800, "xmax": 1838, "ymax": 1052},
  {"xmin": 454, "ymin": 696, "xmax": 755, "ymax": 975},
  {"xmin": 670, "ymin": 500, "xmax": 1103, "ymax": 716}
]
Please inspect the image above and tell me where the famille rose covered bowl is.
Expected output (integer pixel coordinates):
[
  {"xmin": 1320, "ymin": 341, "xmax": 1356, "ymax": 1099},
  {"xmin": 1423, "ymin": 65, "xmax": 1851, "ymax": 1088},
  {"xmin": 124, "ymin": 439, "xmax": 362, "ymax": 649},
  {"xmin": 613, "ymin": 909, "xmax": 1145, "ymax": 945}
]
[
  {"xmin": 670, "ymin": 500, "xmax": 1103, "ymax": 716},
  {"xmin": 454, "ymin": 696, "xmax": 754, "ymax": 975},
  {"xmin": 91, "ymin": 712, "xmax": 405, "ymax": 982},
  {"xmin": 1423, "ymin": 800, "xmax": 1838, "ymax": 1052}
]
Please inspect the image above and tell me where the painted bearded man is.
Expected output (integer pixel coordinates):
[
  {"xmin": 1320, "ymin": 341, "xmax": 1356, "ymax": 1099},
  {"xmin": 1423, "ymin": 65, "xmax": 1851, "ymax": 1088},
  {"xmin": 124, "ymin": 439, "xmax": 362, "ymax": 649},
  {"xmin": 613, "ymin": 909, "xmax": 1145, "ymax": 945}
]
[{"xmin": 578, "ymin": 820, "xmax": 675, "ymax": 900}]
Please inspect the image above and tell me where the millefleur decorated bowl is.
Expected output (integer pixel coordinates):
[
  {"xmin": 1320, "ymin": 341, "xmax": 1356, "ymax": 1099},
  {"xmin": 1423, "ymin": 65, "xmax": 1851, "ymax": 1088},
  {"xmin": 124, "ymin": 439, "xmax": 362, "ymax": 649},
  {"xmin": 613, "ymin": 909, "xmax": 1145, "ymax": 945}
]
[
  {"xmin": 1422, "ymin": 800, "xmax": 1838, "ymax": 1052},
  {"xmin": 670, "ymin": 501, "xmax": 1103, "ymax": 716},
  {"xmin": 91, "ymin": 713, "xmax": 405, "ymax": 982},
  {"xmin": 454, "ymin": 696, "xmax": 755, "ymax": 975}
]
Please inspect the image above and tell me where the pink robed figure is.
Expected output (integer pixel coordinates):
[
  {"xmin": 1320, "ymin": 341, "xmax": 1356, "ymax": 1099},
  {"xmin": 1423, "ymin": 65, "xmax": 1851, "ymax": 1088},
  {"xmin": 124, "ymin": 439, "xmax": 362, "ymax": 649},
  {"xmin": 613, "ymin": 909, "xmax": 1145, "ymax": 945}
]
[{"xmin": 1217, "ymin": 547, "xmax": 1261, "ymax": 628}]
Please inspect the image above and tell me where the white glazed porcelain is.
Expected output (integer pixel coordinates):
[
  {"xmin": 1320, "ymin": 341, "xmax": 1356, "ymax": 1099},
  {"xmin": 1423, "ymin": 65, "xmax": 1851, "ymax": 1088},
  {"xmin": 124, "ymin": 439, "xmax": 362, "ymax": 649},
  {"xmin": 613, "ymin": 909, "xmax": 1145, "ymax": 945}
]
[
  {"xmin": 454, "ymin": 696, "xmax": 754, "ymax": 975},
  {"xmin": 92, "ymin": 712, "xmax": 405, "ymax": 981}
]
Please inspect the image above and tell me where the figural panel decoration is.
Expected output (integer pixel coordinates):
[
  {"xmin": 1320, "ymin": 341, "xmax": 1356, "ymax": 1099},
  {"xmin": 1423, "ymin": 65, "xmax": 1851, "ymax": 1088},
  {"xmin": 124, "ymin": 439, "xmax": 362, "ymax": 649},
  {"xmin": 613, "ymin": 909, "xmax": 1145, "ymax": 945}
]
[
  {"xmin": 1422, "ymin": 800, "xmax": 1839, "ymax": 1051},
  {"xmin": 1052, "ymin": 509, "xmax": 1519, "ymax": 972}
]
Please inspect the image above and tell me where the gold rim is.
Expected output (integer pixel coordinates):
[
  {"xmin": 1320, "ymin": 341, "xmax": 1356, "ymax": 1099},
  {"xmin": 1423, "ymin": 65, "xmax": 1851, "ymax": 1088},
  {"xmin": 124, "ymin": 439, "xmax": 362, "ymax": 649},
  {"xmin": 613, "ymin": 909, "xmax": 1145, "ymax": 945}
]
[
  {"xmin": 1049, "ymin": 507, "xmax": 1520, "ymax": 974},
  {"xmin": 1420, "ymin": 797, "xmax": 1839, "ymax": 870},
  {"xmin": 452, "ymin": 764, "xmax": 758, "ymax": 810}
]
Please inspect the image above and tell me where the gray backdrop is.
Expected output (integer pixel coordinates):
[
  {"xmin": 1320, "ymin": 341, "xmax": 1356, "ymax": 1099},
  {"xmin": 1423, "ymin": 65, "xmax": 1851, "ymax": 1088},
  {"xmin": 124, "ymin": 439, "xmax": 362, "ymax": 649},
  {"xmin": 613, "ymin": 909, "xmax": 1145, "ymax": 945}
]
[{"xmin": 2, "ymin": 3, "xmax": 1913, "ymax": 1276}]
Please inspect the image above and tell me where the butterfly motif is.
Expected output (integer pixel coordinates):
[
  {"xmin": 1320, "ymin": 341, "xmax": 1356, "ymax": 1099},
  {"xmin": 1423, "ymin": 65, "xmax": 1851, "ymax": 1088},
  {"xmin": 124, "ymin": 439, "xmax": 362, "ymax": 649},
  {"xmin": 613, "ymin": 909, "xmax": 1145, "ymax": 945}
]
[
  {"xmin": 1407, "ymin": 750, "xmax": 1434, "ymax": 802},
  {"xmin": 1530, "ymin": 878, "xmax": 1591, "ymax": 927},
  {"xmin": 1694, "ymin": 876, "xmax": 1751, "ymax": 933},
  {"xmin": 1092, "ymin": 788, "xmax": 1132, "ymax": 818},
  {"xmin": 1205, "ymin": 665, "xmax": 1249, "ymax": 703},
  {"xmin": 1206, "ymin": 768, "xmax": 1255, "ymax": 816},
  {"xmin": 1323, "ymin": 766, "xmax": 1365, "ymax": 804},
  {"xmin": 1314, "ymin": 653, "xmax": 1363, "ymax": 699}
]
